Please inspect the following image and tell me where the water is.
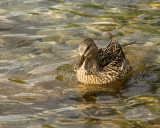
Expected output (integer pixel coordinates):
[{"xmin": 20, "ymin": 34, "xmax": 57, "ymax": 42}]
[{"xmin": 0, "ymin": 0, "xmax": 160, "ymax": 127}]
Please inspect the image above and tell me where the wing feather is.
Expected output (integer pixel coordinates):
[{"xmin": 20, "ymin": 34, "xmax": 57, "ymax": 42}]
[{"xmin": 98, "ymin": 34, "xmax": 125, "ymax": 70}]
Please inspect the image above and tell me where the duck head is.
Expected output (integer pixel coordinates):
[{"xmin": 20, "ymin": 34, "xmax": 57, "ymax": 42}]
[{"xmin": 74, "ymin": 38, "xmax": 98, "ymax": 71}]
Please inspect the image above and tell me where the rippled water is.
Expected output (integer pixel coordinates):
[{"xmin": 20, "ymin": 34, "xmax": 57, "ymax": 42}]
[{"xmin": 0, "ymin": 0, "xmax": 160, "ymax": 128}]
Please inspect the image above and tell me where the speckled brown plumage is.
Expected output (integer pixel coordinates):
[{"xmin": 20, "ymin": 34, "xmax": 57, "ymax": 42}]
[{"xmin": 75, "ymin": 32, "xmax": 132, "ymax": 84}]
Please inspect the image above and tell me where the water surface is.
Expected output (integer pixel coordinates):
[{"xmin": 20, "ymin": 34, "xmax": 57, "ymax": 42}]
[{"xmin": 0, "ymin": 0, "xmax": 160, "ymax": 128}]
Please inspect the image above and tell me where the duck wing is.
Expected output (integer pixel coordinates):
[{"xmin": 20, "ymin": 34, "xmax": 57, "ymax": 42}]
[{"xmin": 98, "ymin": 33, "xmax": 125, "ymax": 70}]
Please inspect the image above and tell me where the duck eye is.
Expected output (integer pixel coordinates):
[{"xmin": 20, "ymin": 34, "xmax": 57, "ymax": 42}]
[{"xmin": 86, "ymin": 43, "xmax": 92, "ymax": 50}]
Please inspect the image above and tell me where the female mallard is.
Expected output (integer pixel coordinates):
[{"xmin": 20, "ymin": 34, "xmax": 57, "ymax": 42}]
[{"xmin": 74, "ymin": 32, "xmax": 133, "ymax": 84}]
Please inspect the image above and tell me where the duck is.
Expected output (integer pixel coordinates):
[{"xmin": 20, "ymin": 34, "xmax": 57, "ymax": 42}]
[{"xmin": 74, "ymin": 32, "xmax": 133, "ymax": 84}]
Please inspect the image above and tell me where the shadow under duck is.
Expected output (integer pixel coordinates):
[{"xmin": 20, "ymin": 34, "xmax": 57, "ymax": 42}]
[{"xmin": 74, "ymin": 32, "xmax": 133, "ymax": 84}]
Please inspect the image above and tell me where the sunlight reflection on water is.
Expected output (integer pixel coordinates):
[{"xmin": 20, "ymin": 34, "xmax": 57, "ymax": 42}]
[{"xmin": 0, "ymin": 0, "xmax": 159, "ymax": 128}]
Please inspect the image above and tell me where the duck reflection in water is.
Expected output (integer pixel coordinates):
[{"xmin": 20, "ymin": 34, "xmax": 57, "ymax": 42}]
[
  {"xmin": 77, "ymin": 81, "xmax": 126, "ymax": 102},
  {"xmin": 76, "ymin": 81, "xmax": 130, "ymax": 110}
]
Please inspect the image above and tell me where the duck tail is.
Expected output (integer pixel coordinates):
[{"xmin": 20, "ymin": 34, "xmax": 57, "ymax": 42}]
[
  {"xmin": 107, "ymin": 32, "xmax": 136, "ymax": 47},
  {"xmin": 108, "ymin": 32, "xmax": 114, "ymax": 40},
  {"xmin": 122, "ymin": 41, "xmax": 136, "ymax": 47}
]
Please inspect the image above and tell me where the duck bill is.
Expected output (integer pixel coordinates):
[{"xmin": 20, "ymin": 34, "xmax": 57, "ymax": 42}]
[{"xmin": 74, "ymin": 55, "xmax": 85, "ymax": 71}]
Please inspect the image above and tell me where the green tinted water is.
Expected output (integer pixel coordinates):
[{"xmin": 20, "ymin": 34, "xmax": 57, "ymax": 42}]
[{"xmin": 0, "ymin": 0, "xmax": 159, "ymax": 128}]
